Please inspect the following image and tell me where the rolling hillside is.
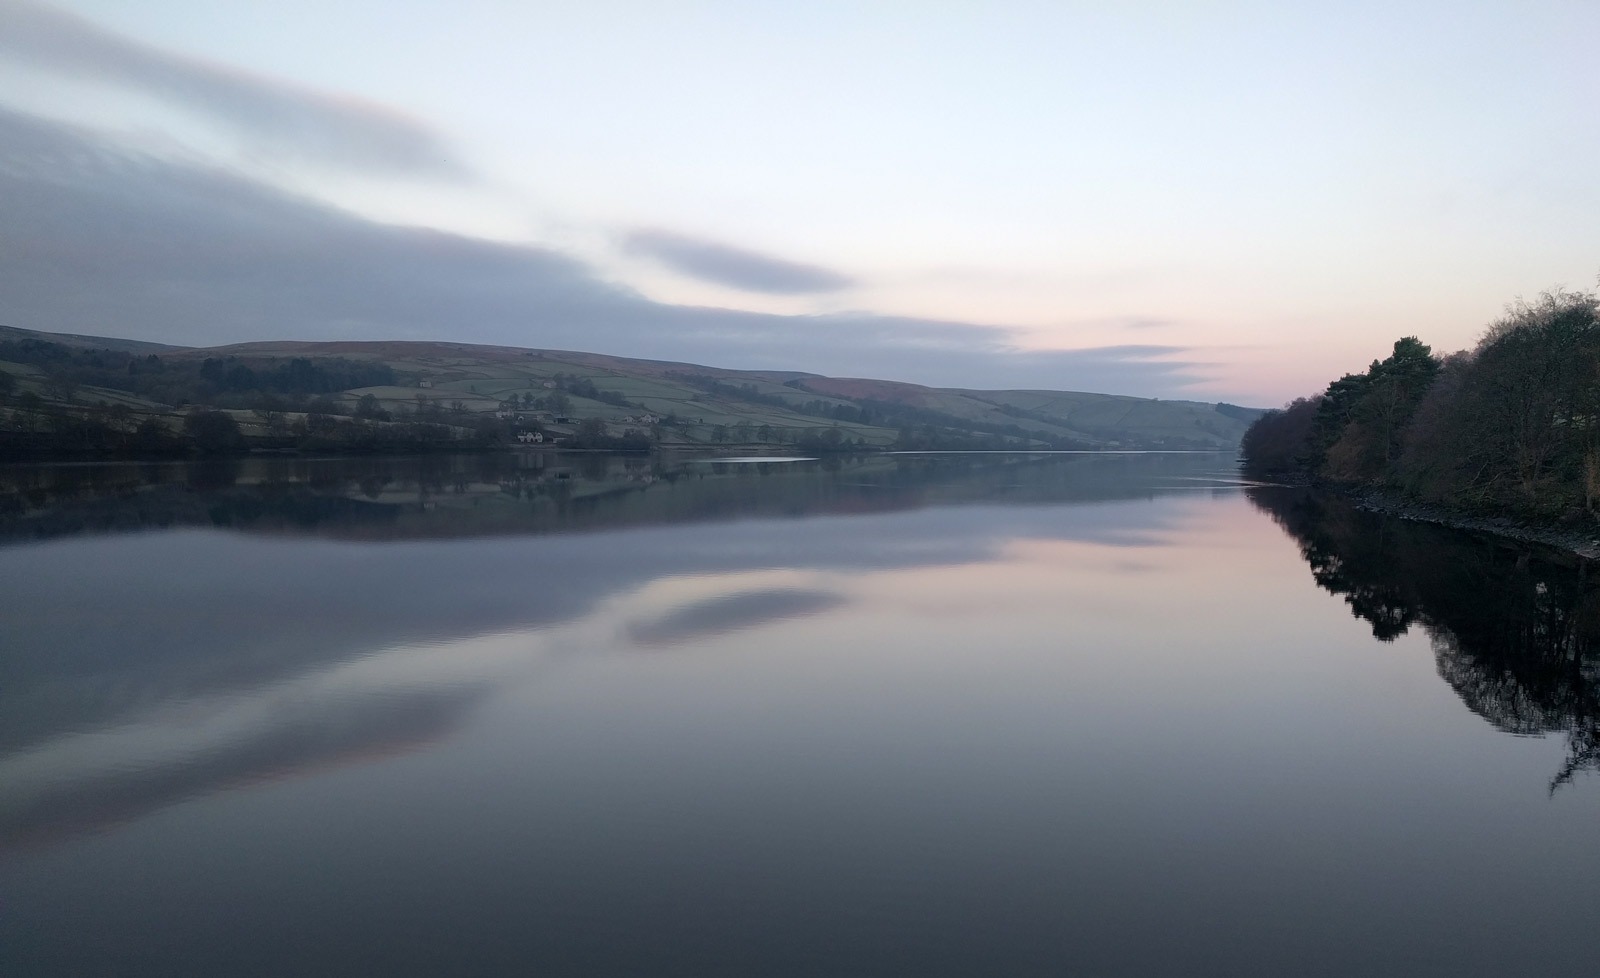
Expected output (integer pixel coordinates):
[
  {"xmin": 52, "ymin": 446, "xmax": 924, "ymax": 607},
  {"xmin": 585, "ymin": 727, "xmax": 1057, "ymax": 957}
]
[{"xmin": 0, "ymin": 325, "xmax": 1261, "ymax": 454}]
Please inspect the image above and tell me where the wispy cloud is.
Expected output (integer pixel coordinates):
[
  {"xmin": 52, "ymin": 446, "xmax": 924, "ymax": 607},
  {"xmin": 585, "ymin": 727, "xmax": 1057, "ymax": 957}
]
[
  {"xmin": 0, "ymin": 107, "xmax": 1208, "ymax": 395},
  {"xmin": 1064, "ymin": 344, "xmax": 1186, "ymax": 359},
  {"xmin": 624, "ymin": 229, "xmax": 856, "ymax": 294},
  {"xmin": 0, "ymin": 0, "xmax": 463, "ymax": 177}
]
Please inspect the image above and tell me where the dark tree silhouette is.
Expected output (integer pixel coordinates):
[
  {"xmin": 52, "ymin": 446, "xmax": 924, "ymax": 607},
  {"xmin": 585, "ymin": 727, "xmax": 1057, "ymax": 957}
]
[{"xmin": 1249, "ymin": 485, "xmax": 1600, "ymax": 793}]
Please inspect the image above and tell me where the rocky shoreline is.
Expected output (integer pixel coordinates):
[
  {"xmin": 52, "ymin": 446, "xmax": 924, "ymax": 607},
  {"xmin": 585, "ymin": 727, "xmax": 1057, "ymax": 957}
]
[
  {"xmin": 1248, "ymin": 466, "xmax": 1600, "ymax": 561},
  {"xmin": 1347, "ymin": 487, "xmax": 1600, "ymax": 561}
]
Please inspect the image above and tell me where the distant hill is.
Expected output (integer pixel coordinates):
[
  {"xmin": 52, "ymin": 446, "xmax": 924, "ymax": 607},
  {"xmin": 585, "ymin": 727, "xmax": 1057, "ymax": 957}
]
[
  {"xmin": 0, "ymin": 323, "xmax": 185, "ymax": 355},
  {"xmin": 0, "ymin": 326, "xmax": 1263, "ymax": 456}
]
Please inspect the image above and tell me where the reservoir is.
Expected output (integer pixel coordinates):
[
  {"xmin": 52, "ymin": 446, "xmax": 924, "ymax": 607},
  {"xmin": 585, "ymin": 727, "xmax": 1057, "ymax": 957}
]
[{"xmin": 2, "ymin": 451, "xmax": 1595, "ymax": 976}]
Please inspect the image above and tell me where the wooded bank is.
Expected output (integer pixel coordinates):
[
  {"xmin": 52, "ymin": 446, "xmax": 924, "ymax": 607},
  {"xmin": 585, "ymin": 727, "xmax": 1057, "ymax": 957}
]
[{"xmin": 1242, "ymin": 287, "xmax": 1600, "ymax": 523}]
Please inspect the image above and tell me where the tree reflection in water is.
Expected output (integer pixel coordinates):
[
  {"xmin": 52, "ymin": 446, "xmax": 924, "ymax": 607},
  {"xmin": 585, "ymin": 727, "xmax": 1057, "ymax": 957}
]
[{"xmin": 1248, "ymin": 487, "xmax": 1600, "ymax": 792}]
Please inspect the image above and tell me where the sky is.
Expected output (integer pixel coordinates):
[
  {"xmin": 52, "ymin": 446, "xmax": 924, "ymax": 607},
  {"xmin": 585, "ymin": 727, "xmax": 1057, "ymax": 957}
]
[{"xmin": 1, "ymin": 0, "xmax": 1596, "ymax": 403}]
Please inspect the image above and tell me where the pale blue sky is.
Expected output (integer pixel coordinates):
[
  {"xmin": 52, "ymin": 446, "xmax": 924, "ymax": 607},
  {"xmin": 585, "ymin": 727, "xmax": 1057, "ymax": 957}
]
[{"xmin": 2, "ymin": 0, "xmax": 1595, "ymax": 402}]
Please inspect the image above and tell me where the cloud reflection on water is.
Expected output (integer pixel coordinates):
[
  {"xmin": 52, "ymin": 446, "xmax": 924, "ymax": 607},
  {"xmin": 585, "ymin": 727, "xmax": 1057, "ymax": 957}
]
[
  {"xmin": 629, "ymin": 588, "xmax": 849, "ymax": 648},
  {"xmin": 0, "ymin": 452, "xmax": 1232, "ymax": 850}
]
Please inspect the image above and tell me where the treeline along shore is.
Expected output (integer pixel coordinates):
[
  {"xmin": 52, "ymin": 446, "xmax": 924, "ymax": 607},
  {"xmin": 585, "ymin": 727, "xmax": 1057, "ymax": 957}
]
[{"xmin": 1242, "ymin": 285, "xmax": 1600, "ymax": 536}]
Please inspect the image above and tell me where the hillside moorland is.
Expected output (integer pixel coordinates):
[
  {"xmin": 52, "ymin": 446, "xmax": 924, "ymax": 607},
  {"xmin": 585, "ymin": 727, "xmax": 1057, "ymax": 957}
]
[{"xmin": 0, "ymin": 325, "xmax": 1259, "ymax": 457}]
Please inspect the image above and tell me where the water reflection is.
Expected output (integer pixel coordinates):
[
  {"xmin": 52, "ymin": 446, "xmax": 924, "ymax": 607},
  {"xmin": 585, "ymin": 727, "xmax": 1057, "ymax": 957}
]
[
  {"xmin": 0, "ymin": 452, "xmax": 1232, "ymax": 851},
  {"xmin": 1, "ymin": 666, "xmax": 482, "ymax": 850},
  {"xmin": 1248, "ymin": 486, "xmax": 1600, "ymax": 791},
  {"xmin": 0, "ymin": 451, "xmax": 1235, "ymax": 545},
  {"xmin": 628, "ymin": 587, "xmax": 849, "ymax": 646},
  {"xmin": 9, "ymin": 457, "xmax": 1600, "ymax": 977}
]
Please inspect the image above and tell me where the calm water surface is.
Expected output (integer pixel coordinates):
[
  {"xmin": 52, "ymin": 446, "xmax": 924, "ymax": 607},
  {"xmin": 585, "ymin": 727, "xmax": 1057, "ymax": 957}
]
[{"xmin": 1, "ymin": 452, "xmax": 1596, "ymax": 977}]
